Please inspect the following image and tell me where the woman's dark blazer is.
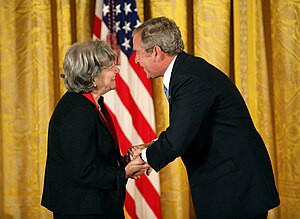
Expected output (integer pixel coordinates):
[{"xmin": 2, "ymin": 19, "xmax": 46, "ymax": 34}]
[
  {"xmin": 41, "ymin": 92, "xmax": 126, "ymax": 218},
  {"xmin": 146, "ymin": 52, "xmax": 280, "ymax": 218}
]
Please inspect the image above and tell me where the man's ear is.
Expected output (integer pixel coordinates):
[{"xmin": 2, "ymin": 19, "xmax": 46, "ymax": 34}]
[{"xmin": 154, "ymin": 46, "xmax": 164, "ymax": 61}]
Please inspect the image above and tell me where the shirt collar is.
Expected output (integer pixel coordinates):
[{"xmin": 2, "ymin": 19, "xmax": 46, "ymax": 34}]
[{"xmin": 163, "ymin": 55, "xmax": 177, "ymax": 90}]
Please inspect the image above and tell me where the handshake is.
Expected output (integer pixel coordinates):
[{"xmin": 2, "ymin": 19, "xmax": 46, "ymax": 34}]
[{"xmin": 123, "ymin": 141, "xmax": 153, "ymax": 180}]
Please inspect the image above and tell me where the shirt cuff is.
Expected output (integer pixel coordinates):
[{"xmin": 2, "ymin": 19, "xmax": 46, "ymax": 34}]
[{"xmin": 141, "ymin": 148, "xmax": 148, "ymax": 163}]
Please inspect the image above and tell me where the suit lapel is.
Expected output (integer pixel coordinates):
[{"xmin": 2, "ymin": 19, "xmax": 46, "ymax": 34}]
[{"xmin": 169, "ymin": 52, "xmax": 189, "ymax": 105}]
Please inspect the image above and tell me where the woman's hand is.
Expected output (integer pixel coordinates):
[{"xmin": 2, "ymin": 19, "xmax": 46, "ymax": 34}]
[{"xmin": 125, "ymin": 155, "xmax": 149, "ymax": 179}]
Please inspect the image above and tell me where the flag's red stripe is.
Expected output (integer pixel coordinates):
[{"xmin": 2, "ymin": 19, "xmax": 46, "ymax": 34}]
[
  {"xmin": 136, "ymin": 175, "xmax": 162, "ymax": 218},
  {"xmin": 107, "ymin": 106, "xmax": 147, "ymax": 219},
  {"xmin": 95, "ymin": 2, "xmax": 161, "ymax": 218},
  {"xmin": 125, "ymin": 191, "xmax": 139, "ymax": 219},
  {"xmin": 109, "ymin": 104, "xmax": 162, "ymax": 218},
  {"xmin": 129, "ymin": 53, "xmax": 153, "ymax": 97},
  {"xmin": 115, "ymin": 75, "xmax": 156, "ymax": 143},
  {"xmin": 105, "ymin": 105, "xmax": 131, "ymax": 154},
  {"xmin": 107, "ymin": 105, "xmax": 162, "ymax": 218},
  {"xmin": 106, "ymin": 107, "xmax": 141, "ymax": 218},
  {"xmin": 93, "ymin": 15, "xmax": 101, "ymax": 38},
  {"xmin": 107, "ymin": 86, "xmax": 161, "ymax": 219}
]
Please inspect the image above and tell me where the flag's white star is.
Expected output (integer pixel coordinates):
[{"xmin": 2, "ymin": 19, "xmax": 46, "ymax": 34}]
[
  {"xmin": 134, "ymin": 20, "xmax": 141, "ymax": 29},
  {"xmin": 115, "ymin": 4, "xmax": 121, "ymax": 15},
  {"xmin": 102, "ymin": 4, "xmax": 110, "ymax": 17},
  {"xmin": 124, "ymin": 3, "xmax": 132, "ymax": 15},
  {"xmin": 115, "ymin": 21, "xmax": 121, "ymax": 32},
  {"xmin": 122, "ymin": 37, "xmax": 131, "ymax": 51},
  {"xmin": 122, "ymin": 21, "xmax": 132, "ymax": 34}
]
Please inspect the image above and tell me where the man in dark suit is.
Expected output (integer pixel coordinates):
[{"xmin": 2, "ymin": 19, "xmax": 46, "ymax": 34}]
[{"xmin": 130, "ymin": 17, "xmax": 280, "ymax": 219}]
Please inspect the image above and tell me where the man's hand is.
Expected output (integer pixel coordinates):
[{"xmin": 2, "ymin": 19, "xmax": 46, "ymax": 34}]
[
  {"xmin": 127, "ymin": 145, "xmax": 142, "ymax": 160},
  {"xmin": 125, "ymin": 155, "xmax": 149, "ymax": 179},
  {"xmin": 145, "ymin": 166, "xmax": 152, "ymax": 176},
  {"xmin": 127, "ymin": 141, "xmax": 154, "ymax": 160},
  {"xmin": 125, "ymin": 141, "xmax": 156, "ymax": 178}
]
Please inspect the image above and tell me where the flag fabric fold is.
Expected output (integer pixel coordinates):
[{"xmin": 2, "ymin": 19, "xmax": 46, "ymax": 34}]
[{"xmin": 93, "ymin": 1, "xmax": 162, "ymax": 218}]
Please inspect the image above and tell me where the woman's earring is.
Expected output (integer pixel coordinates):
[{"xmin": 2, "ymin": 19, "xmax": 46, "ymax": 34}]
[{"xmin": 93, "ymin": 83, "xmax": 97, "ymax": 87}]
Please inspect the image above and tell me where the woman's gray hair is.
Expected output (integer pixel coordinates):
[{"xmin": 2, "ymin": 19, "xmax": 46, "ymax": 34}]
[
  {"xmin": 133, "ymin": 16, "xmax": 184, "ymax": 55},
  {"xmin": 62, "ymin": 40, "xmax": 115, "ymax": 93}
]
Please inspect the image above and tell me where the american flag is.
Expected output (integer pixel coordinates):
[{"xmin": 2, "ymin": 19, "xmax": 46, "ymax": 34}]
[{"xmin": 93, "ymin": 0, "xmax": 162, "ymax": 218}]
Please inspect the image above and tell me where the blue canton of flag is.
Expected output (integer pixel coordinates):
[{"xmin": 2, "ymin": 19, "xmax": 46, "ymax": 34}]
[{"xmin": 102, "ymin": 0, "xmax": 141, "ymax": 58}]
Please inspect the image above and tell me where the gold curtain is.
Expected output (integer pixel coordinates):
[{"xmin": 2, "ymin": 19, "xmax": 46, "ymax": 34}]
[
  {"xmin": 0, "ymin": 0, "xmax": 94, "ymax": 218},
  {"xmin": 0, "ymin": 0, "xmax": 299, "ymax": 219}
]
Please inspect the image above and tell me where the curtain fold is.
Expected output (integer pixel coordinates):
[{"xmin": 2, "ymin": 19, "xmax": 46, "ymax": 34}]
[
  {"xmin": 193, "ymin": 0, "xmax": 231, "ymax": 75},
  {"xmin": 0, "ymin": 1, "xmax": 54, "ymax": 218},
  {"xmin": 0, "ymin": 1, "xmax": 93, "ymax": 218},
  {"xmin": 270, "ymin": 1, "xmax": 300, "ymax": 218},
  {"xmin": 233, "ymin": 1, "xmax": 279, "ymax": 218},
  {"xmin": 0, "ymin": 0, "xmax": 299, "ymax": 218}
]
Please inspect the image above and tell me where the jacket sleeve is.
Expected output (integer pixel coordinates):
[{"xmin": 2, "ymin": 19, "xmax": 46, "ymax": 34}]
[{"xmin": 147, "ymin": 74, "xmax": 215, "ymax": 171}]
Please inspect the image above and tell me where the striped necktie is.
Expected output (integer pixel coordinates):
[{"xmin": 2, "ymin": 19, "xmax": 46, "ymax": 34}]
[{"xmin": 163, "ymin": 84, "xmax": 170, "ymax": 101}]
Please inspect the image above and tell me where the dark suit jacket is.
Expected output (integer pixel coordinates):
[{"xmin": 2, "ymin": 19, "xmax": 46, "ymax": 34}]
[
  {"xmin": 42, "ymin": 92, "xmax": 126, "ymax": 218},
  {"xmin": 147, "ymin": 52, "xmax": 280, "ymax": 218}
]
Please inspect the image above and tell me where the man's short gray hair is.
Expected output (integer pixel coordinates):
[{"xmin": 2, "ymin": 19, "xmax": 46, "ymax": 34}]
[{"xmin": 133, "ymin": 16, "xmax": 184, "ymax": 55}]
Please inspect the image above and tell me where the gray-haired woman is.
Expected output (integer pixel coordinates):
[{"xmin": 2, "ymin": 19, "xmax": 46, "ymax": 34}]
[{"xmin": 41, "ymin": 40, "xmax": 149, "ymax": 219}]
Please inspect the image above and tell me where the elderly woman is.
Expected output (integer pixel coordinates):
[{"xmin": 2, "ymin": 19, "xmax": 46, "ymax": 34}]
[{"xmin": 41, "ymin": 40, "xmax": 148, "ymax": 219}]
